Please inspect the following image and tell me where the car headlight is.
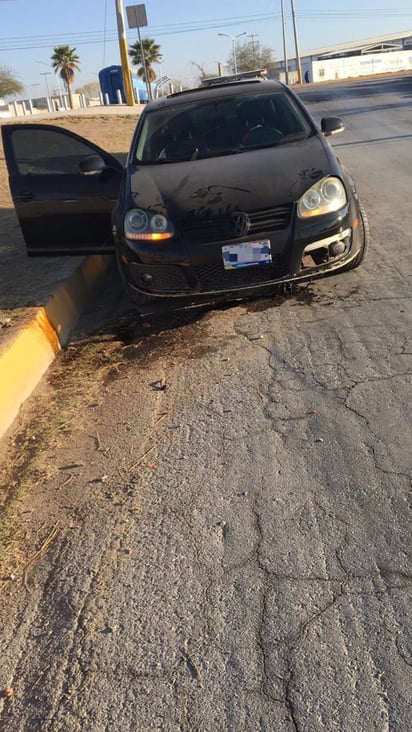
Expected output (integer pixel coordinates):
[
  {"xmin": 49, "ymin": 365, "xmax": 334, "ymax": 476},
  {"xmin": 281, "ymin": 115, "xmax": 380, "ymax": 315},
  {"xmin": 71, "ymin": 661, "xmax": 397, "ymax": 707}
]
[
  {"xmin": 124, "ymin": 209, "xmax": 174, "ymax": 240},
  {"xmin": 297, "ymin": 176, "xmax": 347, "ymax": 218}
]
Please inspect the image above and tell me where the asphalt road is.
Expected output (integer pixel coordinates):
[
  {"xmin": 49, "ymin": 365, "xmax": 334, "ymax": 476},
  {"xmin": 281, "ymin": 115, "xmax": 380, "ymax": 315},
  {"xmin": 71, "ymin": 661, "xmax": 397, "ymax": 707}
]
[{"xmin": 0, "ymin": 75, "xmax": 411, "ymax": 731}]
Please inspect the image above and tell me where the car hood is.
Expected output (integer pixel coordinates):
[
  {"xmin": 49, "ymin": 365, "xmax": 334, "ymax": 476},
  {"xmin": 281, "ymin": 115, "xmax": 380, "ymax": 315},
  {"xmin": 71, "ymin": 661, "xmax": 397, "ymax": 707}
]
[{"xmin": 129, "ymin": 135, "xmax": 337, "ymax": 218}]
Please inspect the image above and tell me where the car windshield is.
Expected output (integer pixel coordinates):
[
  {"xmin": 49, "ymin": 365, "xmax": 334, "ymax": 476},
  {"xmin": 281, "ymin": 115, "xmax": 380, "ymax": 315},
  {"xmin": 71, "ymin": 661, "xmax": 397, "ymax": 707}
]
[{"xmin": 132, "ymin": 89, "xmax": 314, "ymax": 164}]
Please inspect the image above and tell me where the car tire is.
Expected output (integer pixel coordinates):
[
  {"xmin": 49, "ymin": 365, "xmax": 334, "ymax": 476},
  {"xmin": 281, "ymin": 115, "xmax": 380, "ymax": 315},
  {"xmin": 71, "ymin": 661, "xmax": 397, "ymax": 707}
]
[{"xmin": 345, "ymin": 201, "xmax": 369, "ymax": 270}]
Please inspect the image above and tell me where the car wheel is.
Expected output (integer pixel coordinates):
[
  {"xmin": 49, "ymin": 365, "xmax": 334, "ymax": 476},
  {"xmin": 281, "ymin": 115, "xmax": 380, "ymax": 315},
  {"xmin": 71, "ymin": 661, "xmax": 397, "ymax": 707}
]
[{"xmin": 345, "ymin": 201, "xmax": 369, "ymax": 270}]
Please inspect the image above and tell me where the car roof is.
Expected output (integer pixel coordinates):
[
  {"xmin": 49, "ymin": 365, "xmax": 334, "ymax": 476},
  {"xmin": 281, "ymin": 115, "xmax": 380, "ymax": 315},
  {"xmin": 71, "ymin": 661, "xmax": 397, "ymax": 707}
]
[{"xmin": 147, "ymin": 77, "xmax": 287, "ymax": 111}]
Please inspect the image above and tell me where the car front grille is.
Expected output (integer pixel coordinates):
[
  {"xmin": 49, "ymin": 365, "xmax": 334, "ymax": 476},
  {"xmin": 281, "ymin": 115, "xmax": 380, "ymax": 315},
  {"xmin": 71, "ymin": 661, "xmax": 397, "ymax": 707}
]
[
  {"xmin": 194, "ymin": 258, "xmax": 289, "ymax": 291},
  {"xmin": 129, "ymin": 263, "xmax": 191, "ymax": 292},
  {"xmin": 178, "ymin": 204, "xmax": 292, "ymax": 244}
]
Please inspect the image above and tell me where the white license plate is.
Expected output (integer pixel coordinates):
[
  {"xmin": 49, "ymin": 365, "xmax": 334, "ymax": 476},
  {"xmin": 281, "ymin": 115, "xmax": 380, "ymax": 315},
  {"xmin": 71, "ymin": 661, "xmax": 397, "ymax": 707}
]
[{"xmin": 222, "ymin": 240, "xmax": 272, "ymax": 270}]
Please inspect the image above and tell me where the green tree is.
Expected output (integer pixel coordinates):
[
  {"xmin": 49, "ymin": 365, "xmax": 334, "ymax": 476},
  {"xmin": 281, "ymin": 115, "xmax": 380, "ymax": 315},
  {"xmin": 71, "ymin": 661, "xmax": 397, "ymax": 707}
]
[
  {"xmin": 51, "ymin": 45, "xmax": 80, "ymax": 108},
  {"xmin": 129, "ymin": 38, "xmax": 162, "ymax": 99},
  {"xmin": 228, "ymin": 40, "xmax": 275, "ymax": 74},
  {"xmin": 0, "ymin": 66, "xmax": 24, "ymax": 100}
]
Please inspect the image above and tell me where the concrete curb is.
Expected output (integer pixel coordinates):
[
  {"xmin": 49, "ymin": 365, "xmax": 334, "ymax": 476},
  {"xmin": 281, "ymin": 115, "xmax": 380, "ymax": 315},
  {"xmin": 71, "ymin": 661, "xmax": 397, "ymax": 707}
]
[{"xmin": 0, "ymin": 253, "xmax": 113, "ymax": 439}]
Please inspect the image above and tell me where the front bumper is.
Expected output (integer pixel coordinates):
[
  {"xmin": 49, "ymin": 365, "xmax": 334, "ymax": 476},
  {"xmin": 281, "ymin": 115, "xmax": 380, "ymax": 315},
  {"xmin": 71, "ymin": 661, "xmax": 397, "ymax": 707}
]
[{"xmin": 116, "ymin": 198, "xmax": 363, "ymax": 302}]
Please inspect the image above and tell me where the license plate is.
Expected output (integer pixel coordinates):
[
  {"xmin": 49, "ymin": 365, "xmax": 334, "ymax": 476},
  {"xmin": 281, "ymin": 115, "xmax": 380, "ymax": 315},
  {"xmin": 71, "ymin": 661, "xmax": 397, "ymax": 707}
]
[{"xmin": 222, "ymin": 240, "xmax": 272, "ymax": 270}]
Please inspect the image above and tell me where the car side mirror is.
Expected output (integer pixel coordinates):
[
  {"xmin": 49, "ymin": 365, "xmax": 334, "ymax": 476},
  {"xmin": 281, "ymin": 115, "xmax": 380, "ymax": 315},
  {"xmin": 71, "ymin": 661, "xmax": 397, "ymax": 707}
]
[
  {"xmin": 79, "ymin": 154, "xmax": 109, "ymax": 175},
  {"xmin": 321, "ymin": 117, "xmax": 345, "ymax": 136}
]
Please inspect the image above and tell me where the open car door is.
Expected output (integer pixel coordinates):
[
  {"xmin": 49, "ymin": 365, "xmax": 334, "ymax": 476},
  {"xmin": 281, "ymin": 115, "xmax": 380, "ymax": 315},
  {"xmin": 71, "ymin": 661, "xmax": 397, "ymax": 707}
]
[{"xmin": 1, "ymin": 124, "xmax": 124, "ymax": 256}]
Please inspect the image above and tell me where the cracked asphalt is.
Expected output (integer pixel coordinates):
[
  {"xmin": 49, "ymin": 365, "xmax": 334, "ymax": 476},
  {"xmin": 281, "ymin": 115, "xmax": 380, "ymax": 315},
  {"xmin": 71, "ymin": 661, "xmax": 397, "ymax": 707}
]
[{"xmin": 0, "ymin": 75, "xmax": 411, "ymax": 731}]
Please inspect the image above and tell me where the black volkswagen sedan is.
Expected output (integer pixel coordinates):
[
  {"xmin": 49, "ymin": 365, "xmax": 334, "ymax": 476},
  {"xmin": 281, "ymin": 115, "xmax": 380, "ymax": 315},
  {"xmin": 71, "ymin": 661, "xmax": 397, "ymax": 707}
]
[{"xmin": 2, "ymin": 75, "xmax": 368, "ymax": 311}]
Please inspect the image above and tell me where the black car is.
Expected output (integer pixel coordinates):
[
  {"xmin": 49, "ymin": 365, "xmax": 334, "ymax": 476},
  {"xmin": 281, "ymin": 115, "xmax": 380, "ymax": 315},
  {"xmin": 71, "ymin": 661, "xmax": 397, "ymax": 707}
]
[{"xmin": 2, "ymin": 75, "xmax": 368, "ymax": 311}]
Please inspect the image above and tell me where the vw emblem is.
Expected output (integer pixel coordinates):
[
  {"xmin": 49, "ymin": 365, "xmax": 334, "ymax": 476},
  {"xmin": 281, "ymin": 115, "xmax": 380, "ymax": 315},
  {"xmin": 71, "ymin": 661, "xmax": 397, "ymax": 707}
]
[{"xmin": 229, "ymin": 212, "xmax": 250, "ymax": 238}]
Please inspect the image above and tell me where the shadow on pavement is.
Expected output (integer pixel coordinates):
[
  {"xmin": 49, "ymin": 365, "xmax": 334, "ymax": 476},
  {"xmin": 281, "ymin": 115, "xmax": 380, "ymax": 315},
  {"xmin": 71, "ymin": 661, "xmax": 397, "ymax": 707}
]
[
  {"xmin": 0, "ymin": 207, "xmax": 83, "ymax": 312},
  {"xmin": 333, "ymin": 133, "xmax": 412, "ymax": 148},
  {"xmin": 297, "ymin": 74, "xmax": 412, "ymax": 104}
]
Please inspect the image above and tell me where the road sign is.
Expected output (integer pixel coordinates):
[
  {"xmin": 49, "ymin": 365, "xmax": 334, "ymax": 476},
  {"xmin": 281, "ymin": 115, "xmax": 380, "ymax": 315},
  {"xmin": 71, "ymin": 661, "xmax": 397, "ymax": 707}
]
[{"xmin": 126, "ymin": 4, "xmax": 147, "ymax": 29}]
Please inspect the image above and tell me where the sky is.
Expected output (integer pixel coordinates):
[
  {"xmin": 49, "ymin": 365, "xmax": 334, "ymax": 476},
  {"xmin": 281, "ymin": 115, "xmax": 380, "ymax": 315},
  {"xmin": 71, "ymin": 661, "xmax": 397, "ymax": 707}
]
[{"xmin": 1, "ymin": 0, "xmax": 412, "ymax": 96}]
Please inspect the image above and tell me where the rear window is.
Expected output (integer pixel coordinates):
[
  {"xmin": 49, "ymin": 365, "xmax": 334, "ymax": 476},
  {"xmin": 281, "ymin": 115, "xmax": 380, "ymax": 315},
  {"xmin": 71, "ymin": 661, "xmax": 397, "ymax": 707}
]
[{"xmin": 132, "ymin": 90, "xmax": 313, "ymax": 164}]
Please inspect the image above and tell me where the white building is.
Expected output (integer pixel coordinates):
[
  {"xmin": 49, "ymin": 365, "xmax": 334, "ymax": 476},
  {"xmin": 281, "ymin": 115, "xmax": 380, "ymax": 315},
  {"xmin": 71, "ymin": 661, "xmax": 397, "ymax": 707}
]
[{"xmin": 269, "ymin": 30, "xmax": 412, "ymax": 84}]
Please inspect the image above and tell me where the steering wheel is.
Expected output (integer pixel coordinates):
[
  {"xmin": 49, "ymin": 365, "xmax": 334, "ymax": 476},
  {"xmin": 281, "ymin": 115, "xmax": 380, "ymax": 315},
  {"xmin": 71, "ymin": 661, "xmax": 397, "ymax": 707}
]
[{"xmin": 242, "ymin": 126, "xmax": 283, "ymax": 146}]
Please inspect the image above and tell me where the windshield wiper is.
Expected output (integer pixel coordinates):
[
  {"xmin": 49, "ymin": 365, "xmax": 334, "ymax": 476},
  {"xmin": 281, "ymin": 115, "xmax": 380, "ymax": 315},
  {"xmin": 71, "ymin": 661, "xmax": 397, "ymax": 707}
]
[{"xmin": 277, "ymin": 132, "xmax": 311, "ymax": 144}]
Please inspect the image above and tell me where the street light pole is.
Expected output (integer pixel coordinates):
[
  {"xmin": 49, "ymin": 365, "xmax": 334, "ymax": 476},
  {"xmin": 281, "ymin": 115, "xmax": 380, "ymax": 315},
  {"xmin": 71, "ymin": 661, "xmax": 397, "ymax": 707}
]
[
  {"xmin": 36, "ymin": 61, "xmax": 62, "ymax": 105},
  {"xmin": 290, "ymin": 0, "xmax": 302, "ymax": 83},
  {"xmin": 218, "ymin": 32, "xmax": 247, "ymax": 74},
  {"xmin": 280, "ymin": 0, "xmax": 289, "ymax": 85},
  {"xmin": 40, "ymin": 71, "xmax": 51, "ymax": 97}
]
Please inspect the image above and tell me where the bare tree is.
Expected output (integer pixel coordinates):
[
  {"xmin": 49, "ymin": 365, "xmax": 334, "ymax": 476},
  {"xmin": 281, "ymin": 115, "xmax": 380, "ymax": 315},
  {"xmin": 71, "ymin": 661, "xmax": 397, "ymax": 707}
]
[
  {"xmin": 191, "ymin": 62, "xmax": 215, "ymax": 85},
  {"xmin": 75, "ymin": 81, "xmax": 100, "ymax": 99},
  {"xmin": 228, "ymin": 40, "xmax": 276, "ymax": 73}
]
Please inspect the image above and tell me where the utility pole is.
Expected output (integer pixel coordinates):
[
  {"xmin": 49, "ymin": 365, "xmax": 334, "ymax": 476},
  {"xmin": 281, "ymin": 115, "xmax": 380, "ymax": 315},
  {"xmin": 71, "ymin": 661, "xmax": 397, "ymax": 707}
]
[
  {"xmin": 280, "ymin": 0, "xmax": 289, "ymax": 85},
  {"xmin": 290, "ymin": 0, "xmax": 302, "ymax": 83},
  {"xmin": 248, "ymin": 34, "xmax": 259, "ymax": 66},
  {"xmin": 115, "ymin": 0, "xmax": 135, "ymax": 106}
]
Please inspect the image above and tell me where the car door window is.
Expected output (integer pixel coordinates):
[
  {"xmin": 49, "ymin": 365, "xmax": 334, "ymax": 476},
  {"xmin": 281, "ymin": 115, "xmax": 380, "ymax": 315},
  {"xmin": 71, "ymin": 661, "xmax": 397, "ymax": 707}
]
[
  {"xmin": 2, "ymin": 124, "xmax": 123, "ymax": 255},
  {"xmin": 10, "ymin": 128, "xmax": 104, "ymax": 175}
]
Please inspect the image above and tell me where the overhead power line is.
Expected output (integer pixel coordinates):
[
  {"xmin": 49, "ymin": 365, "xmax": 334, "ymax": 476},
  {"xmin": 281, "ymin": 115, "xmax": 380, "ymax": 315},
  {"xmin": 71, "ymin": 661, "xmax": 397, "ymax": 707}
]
[{"xmin": 0, "ymin": 9, "xmax": 411, "ymax": 52}]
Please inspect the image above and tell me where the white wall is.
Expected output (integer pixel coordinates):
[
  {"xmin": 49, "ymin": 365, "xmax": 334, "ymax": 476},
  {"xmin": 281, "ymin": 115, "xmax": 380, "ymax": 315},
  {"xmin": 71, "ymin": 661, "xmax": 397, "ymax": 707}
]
[{"xmin": 312, "ymin": 49, "xmax": 412, "ymax": 82}]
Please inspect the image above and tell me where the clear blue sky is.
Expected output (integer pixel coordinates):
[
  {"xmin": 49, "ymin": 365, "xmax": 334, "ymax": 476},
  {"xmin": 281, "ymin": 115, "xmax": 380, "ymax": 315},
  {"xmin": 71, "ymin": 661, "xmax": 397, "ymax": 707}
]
[{"xmin": 1, "ymin": 1, "xmax": 411, "ymax": 95}]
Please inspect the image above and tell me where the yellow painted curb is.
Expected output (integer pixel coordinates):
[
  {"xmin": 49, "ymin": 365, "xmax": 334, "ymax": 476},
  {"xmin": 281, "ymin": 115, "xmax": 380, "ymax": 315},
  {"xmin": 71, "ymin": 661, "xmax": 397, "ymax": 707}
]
[{"xmin": 0, "ymin": 254, "xmax": 113, "ymax": 439}]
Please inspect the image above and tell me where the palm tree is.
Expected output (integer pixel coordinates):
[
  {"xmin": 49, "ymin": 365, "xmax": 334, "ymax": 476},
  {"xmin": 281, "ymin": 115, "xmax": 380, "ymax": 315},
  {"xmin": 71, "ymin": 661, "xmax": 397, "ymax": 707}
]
[
  {"xmin": 51, "ymin": 45, "xmax": 80, "ymax": 109},
  {"xmin": 129, "ymin": 38, "xmax": 162, "ymax": 99}
]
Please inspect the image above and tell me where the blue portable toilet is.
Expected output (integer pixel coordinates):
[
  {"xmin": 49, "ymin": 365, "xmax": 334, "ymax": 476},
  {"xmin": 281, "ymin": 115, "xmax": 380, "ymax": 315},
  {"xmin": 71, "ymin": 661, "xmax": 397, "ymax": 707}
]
[{"xmin": 98, "ymin": 66, "xmax": 149, "ymax": 104}]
